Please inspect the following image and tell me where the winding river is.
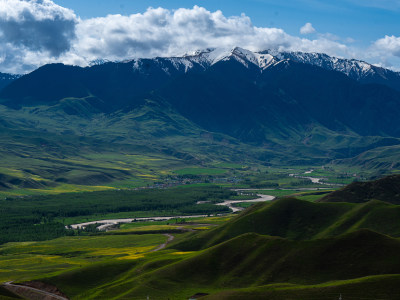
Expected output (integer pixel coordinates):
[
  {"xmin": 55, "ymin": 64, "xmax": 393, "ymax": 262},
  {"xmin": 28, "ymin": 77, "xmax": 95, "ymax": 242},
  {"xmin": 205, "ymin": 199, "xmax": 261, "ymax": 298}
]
[{"xmin": 68, "ymin": 191, "xmax": 275, "ymax": 231}]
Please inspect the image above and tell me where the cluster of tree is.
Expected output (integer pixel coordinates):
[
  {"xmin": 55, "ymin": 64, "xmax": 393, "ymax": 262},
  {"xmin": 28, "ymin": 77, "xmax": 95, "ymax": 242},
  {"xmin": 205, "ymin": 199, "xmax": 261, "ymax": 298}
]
[
  {"xmin": 0, "ymin": 219, "xmax": 67, "ymax": 245},
  {"xmin": 0, "ymin": 186, "xmax": 233, "ymax": 244}
]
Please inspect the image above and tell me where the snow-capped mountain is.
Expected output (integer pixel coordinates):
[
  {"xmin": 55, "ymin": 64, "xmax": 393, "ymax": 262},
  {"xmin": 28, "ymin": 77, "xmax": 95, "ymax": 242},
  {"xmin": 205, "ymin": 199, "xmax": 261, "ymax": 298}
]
[
  {"xmin": 0, "ymin": 47, "xmax": 399, "ymax": 93},
  {"xmin": 2, "ymin": 45, "xmax": 400, "ymax": 149},
  {"xmin": 131, "ymin": 47, "xmax": 400, "ymax": 91},
  {"xmin": 132, "ymin": 47, "xmax": 279, "ymax": 73},
  {"xmin": 265, "ymin": 50, "xmax": 396, "ymax": 83}
]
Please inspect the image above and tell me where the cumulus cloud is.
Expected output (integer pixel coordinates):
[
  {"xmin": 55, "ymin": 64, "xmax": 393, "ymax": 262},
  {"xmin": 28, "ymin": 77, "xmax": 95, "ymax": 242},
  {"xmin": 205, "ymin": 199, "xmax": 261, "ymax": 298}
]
[
  {"xmin": 0, "ymin": 1, "xmax": 397, "ymax": 73},
  {"xmin": 300, "ymin": 22, "xmax": 316, "ymax": 35},
  {"xmin": 72, "ymin": 7, "xmax": 294, "ymax": 61},
  {"xmin": 65, "ymin": 6, "xmax": 353, "ymax": 68},
  {"xmin": 373, "ymin": 35, "xmax": 400, "ymax": 57},
  {"xmin": 0, "ymin": 0, "xmax": 77, "ymax": 56},
  {"xmin": 363, "ymin": 35, "xmax": 400, "ymax": 70}
]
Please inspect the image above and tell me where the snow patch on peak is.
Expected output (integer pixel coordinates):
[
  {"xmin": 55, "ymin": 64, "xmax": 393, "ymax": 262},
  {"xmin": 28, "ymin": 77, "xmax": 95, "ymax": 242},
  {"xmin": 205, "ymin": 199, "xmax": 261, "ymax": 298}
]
[
  {"xmin": 130, "ymin": 47, "xmax": 398, "ymax": 82},
  {"xmin": 89, "ymin": 59, "xmax": 110, "ymax": 67},
  {"xmin": 201, "ymin": 47, "xmax": 232, "ymax": 64},
  {"xmin": 183, "ymin": 48, "xmax": 215, "ymax": 57},
  {"xmin": 270, "ymin": 50, "xmax": 376, "ymax": 79}
]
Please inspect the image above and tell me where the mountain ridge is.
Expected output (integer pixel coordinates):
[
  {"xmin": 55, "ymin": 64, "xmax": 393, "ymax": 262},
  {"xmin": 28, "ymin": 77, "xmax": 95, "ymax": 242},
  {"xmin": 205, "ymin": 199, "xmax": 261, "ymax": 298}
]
[
  {"xmin": 1, "ymin": 47, "xmax": 399, "ymax": 90},
  {"xmin": 131, "ymin": 47, "xmax": 400, "ymax": 90},
  {"xmin": 0, "ymin": 47, "xmax": 400, "ymax": 186}
]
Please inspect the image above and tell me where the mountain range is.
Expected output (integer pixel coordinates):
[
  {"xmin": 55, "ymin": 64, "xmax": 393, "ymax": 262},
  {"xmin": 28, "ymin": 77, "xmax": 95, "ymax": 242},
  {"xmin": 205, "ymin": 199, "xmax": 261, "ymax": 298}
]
[{"xmin": 0, "ymin": 47, "xmax": 400, "ymax": 187}]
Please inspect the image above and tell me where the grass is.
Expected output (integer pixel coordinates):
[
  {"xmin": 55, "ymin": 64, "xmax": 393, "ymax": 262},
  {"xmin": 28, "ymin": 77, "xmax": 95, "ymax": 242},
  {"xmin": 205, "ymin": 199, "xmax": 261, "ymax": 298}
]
[
  {"xmin": 53, "ymin": 230, "xmax": 400, "ymax": 299},
  {"xmin": 244, "ymin": 189, "xmax": 306, "ymax": 197},
  {"xmin": 232, "ymin": 202, "xmax": 254, "ymax": 208},
  {"xmin": 203, "ymin": 274, "xmax": 400, "ymax": 299},
  {"xmin": 250, "ymin": 189, "xmax": 333, "ymax": 201},
  {"xmin": 290, "ymin": 190, "xmax": 333, "ymax": 202},
  {"xmin": 174, "ymin": 167, "xmax": 227, "ymax": 175},
  {"xmin": 0, "ymin": 212, "xmax": 233, "ymax": 286},
  {"xmin": 213, "ymin": 163, "xmax": 246, "ymax": 169},
  {"xmin": 320, "ymin": 174, "xmax": 400, "ymax": 204},
  {"xmin": 2, "ymin": 182, "xmax": 400, "ymax": 299},
  {"xmin": 118, "ymin": 224, "xmax": 182, "ymax": 233},
  {"xmin": 0, "ymin": 234, "xmax": 166, "ymax": 283},
  {"xmin": 172, "ymin": 197, "xmax": 400, "ymax": 251},
  {"xmin": 0, "ymin": 184, "xmax": 117, "ymax": 198}
]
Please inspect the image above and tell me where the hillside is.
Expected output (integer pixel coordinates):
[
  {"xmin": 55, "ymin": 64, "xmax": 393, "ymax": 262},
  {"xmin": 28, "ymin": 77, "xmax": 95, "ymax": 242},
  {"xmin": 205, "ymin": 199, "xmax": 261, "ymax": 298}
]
[
  {"xmin": 172, "ymin": 197, "xmax": 400, "ymax": 250},
  {"xmin": 2, "ymin": 51, "xmax": 400, "ymax": 142},
  {"xmin": 43, "ymin": 229, "xmax": 400, "ymax": 300},
  {"xmin": 1, "ymin": 175, "xmax": 399, "ymax": 299},
  {"xmin": 0, "ymin": 48, "xmax": 399, "ymax": 190},
  {"xmin": 0, "ymin": 72, "xmax": 20, "ymax": 91},
  {"xmin": 319, "ymin": 174, "xmax": 400, "ymax": 204}
]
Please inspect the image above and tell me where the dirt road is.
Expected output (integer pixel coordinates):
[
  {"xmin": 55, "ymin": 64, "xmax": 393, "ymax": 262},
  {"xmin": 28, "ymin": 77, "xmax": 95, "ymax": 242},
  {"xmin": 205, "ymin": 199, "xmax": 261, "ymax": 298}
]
[
  {"xmin": 1, "ymin": 282, "xmax": 68, "ymax": 300},
  {"xmin": 151, "ymin": 234, "xmax": 175, "ymax": 252}
]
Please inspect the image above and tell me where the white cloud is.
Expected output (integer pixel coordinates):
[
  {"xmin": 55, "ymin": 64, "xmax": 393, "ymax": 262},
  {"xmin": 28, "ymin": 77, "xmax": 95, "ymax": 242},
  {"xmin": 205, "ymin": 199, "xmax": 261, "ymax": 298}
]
[
  {"xmin": 0, "ymin": 0, "xmax": 77, "ymax": 56},
  {"xmin": 373, "ymin": 35, "xmax": 400, "ymax": 57},
  {"xmin": 300, "ymin": 22, "xmax": 316, "ymax": 35},
  {"xmin": 363, "ymin": 35, "xmax": 400, "ymax": 70},
  {"xmin": 72, "ymin": 7, "xmax": 291, "ymax": 61},
  {"xmin": 69, "ymin": 7, "xmax": 354, "ymax": 67},
  {"xmin": 0, "ymin": 1, "xmax": 397, "ymax": 73}
]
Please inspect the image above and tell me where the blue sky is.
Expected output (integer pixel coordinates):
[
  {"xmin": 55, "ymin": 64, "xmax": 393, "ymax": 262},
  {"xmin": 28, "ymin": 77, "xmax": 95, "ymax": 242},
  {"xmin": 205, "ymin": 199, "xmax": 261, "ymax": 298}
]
[
  {"xmin": 0, "ymin": 0, "xmax": 399, "ymax": 73},
  {"xmin": 55, "ymin": 0, "xmax": 400, "ymax": 47}
]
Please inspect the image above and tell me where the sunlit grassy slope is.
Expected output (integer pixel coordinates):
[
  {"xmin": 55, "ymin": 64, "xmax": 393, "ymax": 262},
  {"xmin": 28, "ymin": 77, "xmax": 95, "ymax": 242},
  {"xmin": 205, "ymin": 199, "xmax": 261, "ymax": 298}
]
[{"xmin": 0, "ymin": 234, "xmax": 166, "ymax": 283}]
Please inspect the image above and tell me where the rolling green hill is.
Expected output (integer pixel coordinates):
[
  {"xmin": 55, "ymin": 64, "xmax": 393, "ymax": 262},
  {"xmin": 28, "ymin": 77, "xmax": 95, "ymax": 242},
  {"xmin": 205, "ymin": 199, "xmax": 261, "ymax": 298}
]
[
  {"xmin": 201, "ymin": 275, "xmax": 400, "ymax": 300},
  {"xmin": 1, "ymin": 175, "xmax": 399, "ymax": 299},
  {"xmin": 42, "ymin": 229, "xmax": 400, "ymax": 300},
  {"xmin": 319, "ymin": 174, "xmax": 400, "ymax": 204},
  {"xmin": 172, "ymin": 197, "xmax": 400, "ymax": 251}
]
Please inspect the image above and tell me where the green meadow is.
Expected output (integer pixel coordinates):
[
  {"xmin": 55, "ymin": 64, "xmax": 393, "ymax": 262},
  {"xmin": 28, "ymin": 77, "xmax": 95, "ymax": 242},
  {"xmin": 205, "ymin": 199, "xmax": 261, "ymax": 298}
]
[
  {"xmin": 0, "ymin": 234, "xmax": 166, "ymax": 283},
  {"xmin": 1, "ymin": 182, "xmax": 400, "ymax": 299},
  {"xmin": 1, "ymin": 163, "xmax": 399, "ymax": 299}
]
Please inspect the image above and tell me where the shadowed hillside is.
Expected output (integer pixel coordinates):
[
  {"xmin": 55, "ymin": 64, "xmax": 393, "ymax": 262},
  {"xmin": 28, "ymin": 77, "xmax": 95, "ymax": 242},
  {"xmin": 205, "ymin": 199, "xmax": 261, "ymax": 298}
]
[
  {"xmin": 319, "ymin": 174, "xmax": 400, "ymax": 204},
  {"xmin": 172, "ymin": 197, "xmax": 400, "ymax": 251},
  {"xmin": 44, "ymin": 230, "xmax": 400, "ymax": 300}
]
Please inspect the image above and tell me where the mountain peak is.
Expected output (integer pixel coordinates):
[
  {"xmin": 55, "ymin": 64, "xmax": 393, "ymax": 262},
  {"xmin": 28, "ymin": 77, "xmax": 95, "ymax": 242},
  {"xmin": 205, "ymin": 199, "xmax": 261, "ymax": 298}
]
[{"xmin": 136, "ymin": 47, "xmax": 399, "ymax": 89}]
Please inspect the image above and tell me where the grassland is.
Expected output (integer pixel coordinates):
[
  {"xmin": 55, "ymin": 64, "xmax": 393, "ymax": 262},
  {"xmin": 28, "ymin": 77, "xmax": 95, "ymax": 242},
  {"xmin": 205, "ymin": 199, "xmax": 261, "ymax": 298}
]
[
  {"xmin": 203, "ymin": 274, "xmax": 400, "ymax": 299},
  {"xmin": 0, "ymin": 234, "xmax": 166, "ymax": 283},
  {"xmin": 2, "ymin": 191, "xmax": 400, "ymax": 299},
  {"xmin": 172, "ymin": 198, "xmax": 400, "ymax": 251},
  {"xmin": 33, "ymin": 229, "xmax": 400, "ymax": 300},
  {"xmin": 174, "ymin": 167, "xmax": 227, "ymax": 175},
  {"xmin": 0, "ymin": 153, "xmax": 395, "ymax": 299}
]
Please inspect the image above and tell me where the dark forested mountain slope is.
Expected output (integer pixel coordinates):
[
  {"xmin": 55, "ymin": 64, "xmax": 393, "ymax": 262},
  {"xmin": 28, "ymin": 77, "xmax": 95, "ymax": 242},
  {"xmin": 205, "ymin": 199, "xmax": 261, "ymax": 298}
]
[
  {"xmin": 0, "ymin": 72, "xmax": 20, "ymax": 91},
  {"xmin": 1, "ymin": 49, "xmax": 400, "ymax": 143},
  {"xmin": 0, "ymin": 47, "xmax": 400, "ymax": 172}
]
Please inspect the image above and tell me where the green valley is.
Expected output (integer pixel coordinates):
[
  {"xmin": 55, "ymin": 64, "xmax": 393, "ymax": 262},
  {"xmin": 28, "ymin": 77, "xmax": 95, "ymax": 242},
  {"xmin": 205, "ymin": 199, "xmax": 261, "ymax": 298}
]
[
  {"xmin": 0, "ymin": 175, "xmax": 400, "ymax": 299},
  {"xmin": 0, "ymin": 42, "xmax": 400, "ymax": 299}
]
